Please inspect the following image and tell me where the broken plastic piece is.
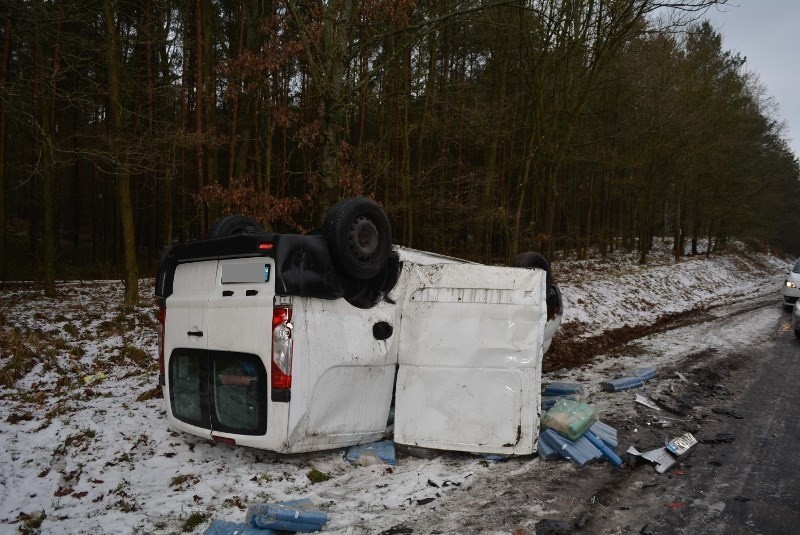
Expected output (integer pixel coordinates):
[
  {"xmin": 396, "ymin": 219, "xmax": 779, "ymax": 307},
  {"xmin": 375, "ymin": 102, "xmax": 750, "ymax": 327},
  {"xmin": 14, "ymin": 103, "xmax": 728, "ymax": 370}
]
[
  {"xmin": 541, "ymin": 399, "xmax": 597, "ymax": 441},
  {"xmin": 543, "ymin": 382, "xmax": 582, "ymax": 396},
  {"xmin": 345, "ymin": 440, "xmax": 396, "ymax": 466},
  {"xmin": 674, "ymin": 371, "xmax": 689, "ymax": 383},
  {"xmin": 633, "ymin": 368, "xmax": 657, "ymax": 382},
  {"xmin": 626, "ymin": 445, "xmax": 677, "ymax": 473},
  {"xmin": 600, "ymin": 376, "xmax": 644, "ymax": 392},
  {"xmin": 635, "ymin": 393, "xmax": 661, "ymax": 411}
]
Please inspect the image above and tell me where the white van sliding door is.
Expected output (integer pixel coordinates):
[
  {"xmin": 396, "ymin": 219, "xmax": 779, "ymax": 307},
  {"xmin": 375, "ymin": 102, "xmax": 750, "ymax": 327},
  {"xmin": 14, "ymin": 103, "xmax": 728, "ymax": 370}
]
[{"xmin": 394, "ymin": 264, "xmax": 546, "ymax": 455}]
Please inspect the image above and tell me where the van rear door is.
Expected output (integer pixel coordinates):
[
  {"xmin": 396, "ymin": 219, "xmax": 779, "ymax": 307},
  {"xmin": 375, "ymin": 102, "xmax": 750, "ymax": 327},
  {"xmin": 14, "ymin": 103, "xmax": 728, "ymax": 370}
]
[
  {"xmin": 393, "ymin": 264, "xmax": 546, "ymax": 455},
  {"xmin": 203, "ymin": 258, "xmax": 275, "ymax": 437},
  {"xmin": 165, "ymin": 261, "xmax": 216, "ymax": 433}
]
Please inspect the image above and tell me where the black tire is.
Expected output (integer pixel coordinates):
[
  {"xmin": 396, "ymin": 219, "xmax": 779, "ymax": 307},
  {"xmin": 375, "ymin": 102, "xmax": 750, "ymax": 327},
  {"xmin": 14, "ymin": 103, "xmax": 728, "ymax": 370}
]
[
  {"xmin": 207, "ymin": 215, "xmax": 264, "ymax": 239},
  {"xmin": 323, "ymin": 197, "xmax": 392, "ymax": 280},
  {"xmin": 511, "ymin": 251, "xmax": 552, "ymax": 288},
  {"xmin": 795, "ymin": 329, "xmax": 800, "ymax": 339}
]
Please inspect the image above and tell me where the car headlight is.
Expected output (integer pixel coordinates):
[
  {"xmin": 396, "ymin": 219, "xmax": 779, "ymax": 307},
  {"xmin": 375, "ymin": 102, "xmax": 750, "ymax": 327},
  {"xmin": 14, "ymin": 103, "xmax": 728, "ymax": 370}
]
[{"xmin": 786, "ymin": 280, "xmax": 797, "ymax": 288}]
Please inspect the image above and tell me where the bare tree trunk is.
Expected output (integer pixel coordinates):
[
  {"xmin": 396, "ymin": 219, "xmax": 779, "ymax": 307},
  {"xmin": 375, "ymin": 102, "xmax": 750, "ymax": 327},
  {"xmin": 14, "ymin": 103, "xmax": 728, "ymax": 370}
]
[
  {"xmin": 0, "ymin": 5, "xmax": 11, "ymax": 280},
  {"xmin": 194, "ymin": 0, "xmax": 206, "ymax": 237},
  {"xmin": 103, "ymin": 0, "xmax": 139, "ymax": 306}
]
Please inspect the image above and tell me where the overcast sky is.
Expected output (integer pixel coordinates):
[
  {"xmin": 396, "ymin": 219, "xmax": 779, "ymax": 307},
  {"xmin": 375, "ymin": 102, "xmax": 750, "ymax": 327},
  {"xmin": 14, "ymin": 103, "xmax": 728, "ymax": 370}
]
[{"xmin": 703, "ymin": 1, "xmax": 800, "ymax": 160}]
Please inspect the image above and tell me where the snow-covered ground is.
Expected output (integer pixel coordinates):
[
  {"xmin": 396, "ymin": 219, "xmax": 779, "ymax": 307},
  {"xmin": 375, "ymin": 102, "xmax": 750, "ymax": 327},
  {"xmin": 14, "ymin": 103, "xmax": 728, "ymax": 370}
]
[{"xmin": 0, "ymin": 241, "xmax": 791, "ymax": 534}]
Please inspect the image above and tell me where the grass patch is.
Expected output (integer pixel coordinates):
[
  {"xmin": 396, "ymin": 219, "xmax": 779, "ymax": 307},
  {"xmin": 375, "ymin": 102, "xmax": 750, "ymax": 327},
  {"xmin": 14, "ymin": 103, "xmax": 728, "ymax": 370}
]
[
  {"xmin": 0, "ymin": 327, "xmax": 54, "ymax": 388},
  {"xmin": 18, "ymin": 511, "xmax": 46, "ymax": 534},
  {"xmin": 182, "ymin": 512, "xmax": 209, "ymax": 532},
  {"xmin": 307, "ymin": 467, "xmax": 331, "ymax": 484},
  {"xmin": 121, "ymin": 344, "xmax": 154, "ymax": 369},
  {"xmin": 136, "ymin": 385, "xmax": 163, "ymax": 402}
]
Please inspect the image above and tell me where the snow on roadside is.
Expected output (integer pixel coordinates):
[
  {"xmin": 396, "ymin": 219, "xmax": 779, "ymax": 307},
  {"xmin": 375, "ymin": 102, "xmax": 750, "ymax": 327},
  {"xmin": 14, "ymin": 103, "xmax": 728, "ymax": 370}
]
[
  {"xmin": 0, "ymin": 243, "xmax": 790, "ymax": 534},
  {"xmin": 554, "ymin": 240, "xmax": 787, "ymax": 336}
]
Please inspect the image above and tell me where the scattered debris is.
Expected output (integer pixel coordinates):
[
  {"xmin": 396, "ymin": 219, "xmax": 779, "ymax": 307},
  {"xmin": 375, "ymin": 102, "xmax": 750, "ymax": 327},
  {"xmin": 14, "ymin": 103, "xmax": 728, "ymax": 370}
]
[
  {"xmin": 345, "ymin": 440, "xmax": 396, "ymax": 467},
  {"xmin": 248, "ymin": 499, "xmax": 328, "ymax": 532},
  {"xmin": 540, "ymin": 429, "xmax": 601, "ymax": 468},
  {"xmin": 588, "ymin": 421, "xmax": 618, "ymax": 449},
  {"xmin": 537, "ymin": 434, "xmax": 561, "ymax": 461},
  {"xmin": 633, "ymin": 368, "xmax": 658, "ymax": 381},
  {"xmin": 711, "ymin": 407, "xmax": 744, "ymax": 420},
  {"xmin": 664, "ymin": 502, "xmax": 685, "ymax": 510},
  {"xmin": 674, "ymin": 372, "xmax": 689, "ymax": 383},
  {"xmin": 733, "ymin": 496, "xmax": 751, "ymax": 503},
  {"xmin": 700, "ymin": 433, "xmax": 735, "ymax": 444},
  {"xmin": 203, "ymin": 519, "xmax": 261, "ymax": 535},
  {"xmin": 83, "ymin": 372, "xmax": 105, "ymax": 386},
  {"xmin": 542, "ymin": 394, "xmax": 580, "ymax": 412},
  {"xmin": 584, "ymin": 430, "xmax": 622, "ymax": 467},
  {"xmin": 627, "ymin": 432, "xmax": 697, "ymax": 473},
  {"xmin": 543, "ymin": 382, "xmax": 582, "ymax": 396},
  {"xmin": 634, "ymin": 393, "xmax": 661, "ymax": 411},
  {"xmin": 600, "ymin": 376, "xmax": 644, "ymax": 392},
  {"xmin": 416, "ymin": 497, "xmax": 436, "ymax": 506},
  {"xmin": 665, "ymin": 433, "xmax": 698, "ymax": 457}
]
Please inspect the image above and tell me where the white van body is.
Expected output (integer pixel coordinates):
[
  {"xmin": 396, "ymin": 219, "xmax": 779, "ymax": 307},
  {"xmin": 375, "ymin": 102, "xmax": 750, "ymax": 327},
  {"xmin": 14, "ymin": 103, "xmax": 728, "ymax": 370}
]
[{"xmin": 161, "ymin": 246, "xmax": 552, "ymax": 455}]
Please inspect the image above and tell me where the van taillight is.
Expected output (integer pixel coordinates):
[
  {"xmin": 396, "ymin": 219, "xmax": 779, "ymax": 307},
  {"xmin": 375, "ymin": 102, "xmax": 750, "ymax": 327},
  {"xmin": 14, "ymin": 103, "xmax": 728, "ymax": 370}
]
[
  {"xmin": 157, "ymin": 306, "xmax": 166, "ymax": 380},
  {"xmin": 271, "ymin": 306, "xmax": 293, "ymax": 391}
]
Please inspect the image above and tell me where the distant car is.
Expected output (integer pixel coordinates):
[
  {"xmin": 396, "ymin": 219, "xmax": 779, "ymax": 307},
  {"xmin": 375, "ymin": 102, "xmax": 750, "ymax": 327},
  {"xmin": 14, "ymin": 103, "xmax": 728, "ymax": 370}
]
[
  {"xmin": 793, "ymin": 301, "xmax": 800, "ymax": 338},
  {"xmin": 782, "ymin": 258, "xmax": 800, "ymax": 309}
]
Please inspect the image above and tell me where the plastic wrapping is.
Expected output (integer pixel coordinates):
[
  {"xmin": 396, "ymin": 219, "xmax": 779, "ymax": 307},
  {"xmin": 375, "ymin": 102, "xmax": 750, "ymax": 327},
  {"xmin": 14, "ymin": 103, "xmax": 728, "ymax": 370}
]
[
  {"xmin": 600, "ymin": 376, "xmax": 644, "ymax": 392},
  {"xmin": 203, "ymin": 519, "xmax": 269, "ymax": 535},
  {"xmin": 541, "ymin": 394, "xmax": 579, "ymax": 412},
  {"xmin": 541, "ymin": 399, "xmax": 597, "ymax": 441},
  {"xmin": 588, "ymin": 421, "xmax": 618, "ymax": 449},
  {"xmin": 345, "ymin": 440, "xmax": 396, "ymax": 466},
  {"xmin": 633, "ymin": 368, "xmax": 657, "ymax": 381},
  {"xmin": 247, "ymin": 500, "xmax": 328, "ymax": 532},
  {"xmin": 539, "ymin": 429, "xmax": 601, "ymax": 468},
  {"xmin": 536, "ymin": 435, "xmax": 560, "ymax": 460},
  {"xmin": 584, "ymin": 430, "xmax": 622, "ymax": 467},
  {"xmin": 543, "ymin": 382, "xmax": 582, "ymax": 396}
]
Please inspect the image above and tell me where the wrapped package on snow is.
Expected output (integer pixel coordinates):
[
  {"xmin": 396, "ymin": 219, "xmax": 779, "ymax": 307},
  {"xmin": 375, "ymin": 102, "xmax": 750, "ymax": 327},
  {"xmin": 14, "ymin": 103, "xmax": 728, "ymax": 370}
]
[
  {"xmin": 248, "ymin": 499, "xmax": 328, "ymax": 532},
  {"xmin": 541, "ymin": 398, "xmax": 597, "ymax": 441}
]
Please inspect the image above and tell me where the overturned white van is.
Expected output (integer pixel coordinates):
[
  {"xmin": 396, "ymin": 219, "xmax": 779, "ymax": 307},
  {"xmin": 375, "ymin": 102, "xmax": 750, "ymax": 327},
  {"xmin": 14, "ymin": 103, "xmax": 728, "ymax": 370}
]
[{"xmin": 155, "ymin": 198, "xmax": 562, "ymax": 455}]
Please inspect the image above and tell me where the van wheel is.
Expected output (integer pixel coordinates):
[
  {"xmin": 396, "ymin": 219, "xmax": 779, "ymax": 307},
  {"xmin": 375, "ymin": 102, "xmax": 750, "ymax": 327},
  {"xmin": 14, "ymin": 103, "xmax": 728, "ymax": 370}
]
[
  {"xmin": 323, "ymin": 197, "xmax": 392, "ymax": 280},
  {"xmin": 511, "ymin": 251, "xmax": 552, "ymax": 288},
  {"xmin": 208, "ymin": 215, "xmax": 264, "ymax": 239}
]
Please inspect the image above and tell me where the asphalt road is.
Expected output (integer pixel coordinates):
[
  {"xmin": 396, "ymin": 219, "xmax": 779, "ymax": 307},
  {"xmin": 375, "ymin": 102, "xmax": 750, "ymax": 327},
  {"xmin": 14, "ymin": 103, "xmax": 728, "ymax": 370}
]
[
  {"xmin": 622, "ymin": 306, "xmax": 800, "ymax": 535},
  {"xmin": 386, "ymin": 295, "xmax": 800, "ymax": 535}
]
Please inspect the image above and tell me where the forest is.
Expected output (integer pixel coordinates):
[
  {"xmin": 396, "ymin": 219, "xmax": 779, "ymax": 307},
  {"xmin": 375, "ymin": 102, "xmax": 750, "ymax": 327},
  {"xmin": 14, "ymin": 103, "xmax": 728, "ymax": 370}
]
[{"xmin": 1, "ymin": 0, "xmax": 799, "ymax": 305}]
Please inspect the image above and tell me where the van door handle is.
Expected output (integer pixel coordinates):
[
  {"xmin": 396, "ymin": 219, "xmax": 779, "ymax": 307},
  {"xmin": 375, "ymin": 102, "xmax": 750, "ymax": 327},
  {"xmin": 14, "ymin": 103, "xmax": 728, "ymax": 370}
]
[
  {"xmin": 222, "ymin": 290, "xmax": 234, "ymax": 297},
  {"xmin": 187, "ymin": 330, "xmax": 204, "ymax": 337}
]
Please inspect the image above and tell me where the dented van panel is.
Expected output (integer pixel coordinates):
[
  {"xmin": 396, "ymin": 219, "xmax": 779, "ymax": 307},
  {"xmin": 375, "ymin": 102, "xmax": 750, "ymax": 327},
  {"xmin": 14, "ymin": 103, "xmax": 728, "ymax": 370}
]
[{"xmin": 393, "ymin": 264, "xmax": 546, "ymax": 455}]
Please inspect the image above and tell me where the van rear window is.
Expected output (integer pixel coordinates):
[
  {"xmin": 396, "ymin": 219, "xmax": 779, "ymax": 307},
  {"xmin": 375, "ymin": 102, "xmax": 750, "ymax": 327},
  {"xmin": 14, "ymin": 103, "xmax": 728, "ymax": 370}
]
[{"xmin": 169, "ymin": 349, "xmax": 268, "ymax": 435}]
